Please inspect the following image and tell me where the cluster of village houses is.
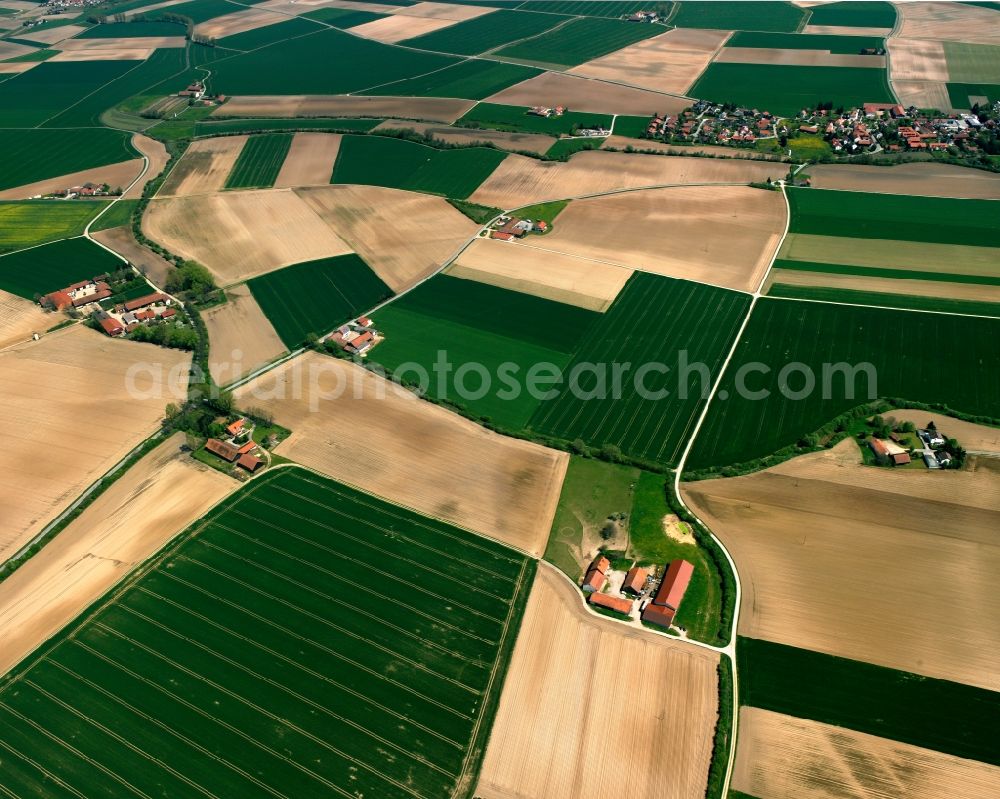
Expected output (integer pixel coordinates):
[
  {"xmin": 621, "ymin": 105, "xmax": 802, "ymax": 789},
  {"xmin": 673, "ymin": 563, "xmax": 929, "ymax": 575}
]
[
  {"xmin": 204, "ymin": 418, "xmax": 265, "ymax": 475},
  {"xmin": 869, "ymin": 424, "xmax": 957, "ymax": 470},
  {"xmin": 489, "ymin": 215, "xmax": 548, "ymax": 242},
  {"xmin": 327, "ymin": 315, "xmax": 380, "ymax": 356},
  {"xmin": 581, "ymin": 555, "xmax": 694, "ymax": 631},
  {"xmin": 34, "ymin": 183, "xmax": 121, "ymax": 200},
  {"xmin": 526, "ymin": 105, "xmax": 610, "ymax": 137},
  {"xmin": 40, "ymin": 278, "xmax": 177, "ymax": 337}
]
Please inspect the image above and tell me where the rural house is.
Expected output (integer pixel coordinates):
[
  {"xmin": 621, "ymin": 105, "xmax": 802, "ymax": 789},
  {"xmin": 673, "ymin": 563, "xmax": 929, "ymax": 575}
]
[
  {"xmin": 622, "ymin": 566, "xmax": 648, "ymax": 596},
  {"xmin": 581, "ymin": 555, "xmax": 610, "ymax": 593}
]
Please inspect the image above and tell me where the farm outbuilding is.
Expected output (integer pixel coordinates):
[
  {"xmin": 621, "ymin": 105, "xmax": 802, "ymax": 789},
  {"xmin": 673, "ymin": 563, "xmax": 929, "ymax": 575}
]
[
  {"xmin": 641, "ymin": 603, "xmax": 675, "ymax": 628},
  {"xmin": 653, "ymin": 559, "xmax": 694, "ymax": 611},
  {"xmin": 205, "ymin": 438, "xmax": 240, "ymax": 463},
  {"xmin": 589, "ymin": 592, "xmax": 633, "ymax": 615},
  {"xmin": 582, "ymin": 568, "xmax": 605, "ymax": 593},
  {"xmin": 622, "ymin": 566, "xmax": 648, "ymax": 595}
]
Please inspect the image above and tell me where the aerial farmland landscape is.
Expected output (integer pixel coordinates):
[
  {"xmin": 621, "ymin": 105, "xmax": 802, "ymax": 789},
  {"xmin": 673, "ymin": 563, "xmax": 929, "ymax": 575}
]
[{"xmin": 0, "ymin": 0, "xmax": 999, "ymax": 797}]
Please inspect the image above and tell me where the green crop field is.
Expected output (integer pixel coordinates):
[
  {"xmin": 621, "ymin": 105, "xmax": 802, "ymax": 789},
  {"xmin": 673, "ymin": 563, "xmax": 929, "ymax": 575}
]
[
  {"xmin": 805, "ymin": 0, "xmax": 896, "ymax": 27},
  {"xmin": 513, "ymin": 1, "xmax": 660, "ymax": 16},
  {"xmin": 0, "ymin": 237, "xmax": 123, "ymax": 298},
  {"xmin": 942, "ymin": 42, "xmax": 1000, "ymax": 84},
  {"xmin": 726, "ymin": 31, "xmax": 885, "ymax": 53},
  {"xmin": 691, "ymin": 63, "xmax": 893, "ymax": 116},
  {"xmin": 529, "ymin": 274, "xmax": 751, "ymax": 466},
  {"xmin": 399, "ymin": 10, "xmax": 565, "ymax": 55},
  {"xmin": 88, "ymin": 200, "xmax": 140, "ymax": 233},
  {"xmin": 948, "ymin": 81, "xmax": 1000, "ymax": 110},
  {"xmin": 0, "ymin": 128, "xmax": 138, "ymax": 192},
  {"xmin": 0, "ymin": 202, "xmax": 111, "ymax": 254},
  {"xmin": 362, "ymin": 59, "xmax": 540, "ymax": 100},
  {"xmin": 224, "ymin": 133, "xmax": 293, "ymax": 189},
  {"xmin": 771, "ymin": 258, "xmax": 1000, "ymax": 287},
  {"xmin": 738, "ymin": 637, "xmax": 1000, "ymax": 765},
  {"xmin": 686, "ymin": 298, "xmax": 1000, "ymax": 470},
  {"xmin": 216, "ymin": 17, "xmax": 323, "ymax": 50},
  {"xmin": 75, "ymin": 20, "xmax": 187, "ymax": 38},
  {"xmin": 767, "ymin": 284, "xmax": 1000, "ymax": 319},
  {"xmin": 331, "ymin": 135, "xmax": 507, "ymax": 199},
  {"xmin": 457, "ymin": 102, "xmax": 613, "ymax": 136},
  {"xmin": 248, "ymin": 254, "xmax": 393, "ymax": 347},
  {"xmin": 0, "ymin": 467, "xmax": 534, "ymax": 799},
  {"xmin": 786, "ymin": 187, "xmax": 1000, "ymax": 248},
  {"xmin": 495, "ymin": 16, "xmax": 664, "ymax": 67},
  {"xmin": 148, "ymin": 0, "xmax": 242, "ymax": 23},
  {"xmin": 196, "ymin": 118, "xmax": 382, "ymax": 136},
  {"xmin": 301, "ymin": 7, "xmax": 386, "ymax": 27},
  {"xmin": 672, "ymin": 1, "xmax": 804, "ymax": 31}
]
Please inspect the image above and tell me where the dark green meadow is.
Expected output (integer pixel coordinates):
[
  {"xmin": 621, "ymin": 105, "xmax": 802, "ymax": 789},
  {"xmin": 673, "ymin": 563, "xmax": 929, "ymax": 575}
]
[
  {"xmin": 248, "ymin": 254, "xmax": 393, "ymax": 348},
  {"xmin": 671, "ymin": 1, "xmax": 804, "ymax": 31},
  {"xmin": 458, "ymin": 102, "xmax": 613, "ymax": 136},
  {"xmin": 196, "ymin": 118, "xmax": 381, "ymax": 136},
  {"xmin": 361, "ymin": 59, "xmax": 540, "ymax": 100},
  {"xmin": 0, "ymin": 237, "xmax": 123, "ymax": 298},
  {"xmin": 224, "ymin": 133, "xmax": 293, "ymax": 189},
  {"xmin": 0, "ymin": 128, "xmax": 137, "ymax": 192},
  {"xmin": 0, "ymin": 467, "xmax": 534, "ymax": 799},
  {"xmin": 399, "ymin": 10, "xmax": 565, "ymax": 55},
  {"xmin": 76, "ymin": 20, "xmax": 187, "ymax": 38},
  {"xmin": 495, "ymin": 15, "xmax": 664, "ymax": 67},
  {"xmin": 805, "ymin": 1, "xmax": 896, "ymax": 28},
  {"xmin": 738, "ymin": 637, "xmax": 1000, "ymax": 765},
  {"xmin": 215, "ymin": 16, "xmax": 322, "ymax": 50},
  {"xmin": 515, "ymin": 1, "xmax": 659, "ymax": 16},
  {"xmin": 686, "ymin": 298, "xmax": 1000, "ymax": 471},
  {"xmin": 948, "ymin": 82, "xmax": 1000, "ymax": 110},
  {"xmin": 768, "ymin": 284, "xmax": 1000, "ymax": 318},
  {"xmin": 727, "ymin": 31, "xmax": 886, "ymax": 53}
]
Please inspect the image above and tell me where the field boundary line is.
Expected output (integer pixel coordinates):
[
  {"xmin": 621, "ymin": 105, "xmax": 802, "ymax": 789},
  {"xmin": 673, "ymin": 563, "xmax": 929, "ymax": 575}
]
[
  {"xmin": 683, "ymin": 28, "xmax": 734, "ymax": 96},
  {"xmin": 766, "ymin": 292, "xmax": 1000, "ymax": 320},
  {"xmin": 0, "ymin": 736, "xmax": 88, "ymax": 799}
]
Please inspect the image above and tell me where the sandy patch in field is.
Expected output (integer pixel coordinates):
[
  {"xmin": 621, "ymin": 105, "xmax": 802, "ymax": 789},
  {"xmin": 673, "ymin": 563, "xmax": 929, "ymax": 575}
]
[
  {"xmin": 887, "ymin": 409, "xmax": 1000, "ymax": 454},
  {"xmin": 49, "ymin": 47, "xmax": 154, "ymax": 61},
  {"xmin": 0, "ymin": 290, "xmax": 50, "ymax": 350},
  {"xmin": 58, "ymin": 35, "xmax": 186, "ymax": 49},
  {"xmin": 449, "ymin": 237, "xmax": 631, "ymax": 311},
  {"xmin": 0, "ymin": 326, "xmax": 189, "ymax": 566},
  {"xmin": 214, "ymin": 94, "xmax": 475, "ymax": 123},
  {"xmin": 235, "ymin": 353, "xmax": 567, "ymax": 555},
  {"xmin": 477, "ymin": 563, "xmax": 718, "ymax": 799},
  {"xmin": 295, "ymin": 184, "xmax": 477, "ymax": 292},
  {"xmin": 715, "ymin": 47, "xmax": 885, "ymax": 67},
  {"xmin": 156, "ymin": 136, "xmax": 248, "ymax": 198},
  {"xmin": 767, "ymin": 267, "xmax": 1000, "ymax": 305},
  {"xmin": 125, "ymin": 133, "xmax": 169, "ymax": 199},
  {"xmin": 0, "ymin": 62, "xmax": 37, "ymax": 75},
  {"xmin": 194, "ymin": 7, "xmax": 284, "ymax": 39},
  {"xmin": 0, "ymin": 158, "xmax": 143, "ymax": 200},
  {"xmin": 273, "ymin": 132, "xmax": 342, "ymax": 188},
  {"xmin": 144, "ymin": 189, "xmax": 352, "ymax": 285},
  {"xmin": 529, "ymin": 185, "xmax": 784, "ymax": 292},
  {"xmin": 733, "ymin": 708, "xmax": 1000, "ymax": 799},
  {"xmin": 468, "ymin": 149, "xmax": 778, "ymax": 208},
  {"xmin": 683, "ymin": 439, "xmax": 1000, "ymax": 690},
  {"xmin": 887, "ymin": 38, "xmax": 948, "ymax": 81},
  {"xmin": 204, "ymin": 283, "xmax": 287, "ymax": 386},
  {"xmin": 807, "ymin": 162, "xmax": 1000, "ymax": 199},
  {"xmin": 349, "ymin": 13, "xmax": 456, "ymax": 43},
  {"xmin": 0, "ymin": 432, "xmax": 235, "ymax": 678},
  {"xmin": 91, "ymin": 226, "xmax": 174, "ymax": 288},
  {"xmin": 802, "ymin": 24, "xmax": 893, "ymax": 36},
  {"xmin": 897, "ymin": 1, "xmax": 1000, "ymax": 45},
  {"xmin": 374, "ymin": 120, "xmax": 553, "ymax": 153},
  {"xmin": 488, "ymin": 70, "xmax": 690, "ymax": 116},
  {"xmin": 15, "ymin": 23, "xmax": 86, "ymax": 43},
  {"xmin": 393, "ymin": 1, "xmax": 495, "ymax": 21},
  {"xmin": 570, "ymin": 27, "xmax": 732, "ymax": 96}
]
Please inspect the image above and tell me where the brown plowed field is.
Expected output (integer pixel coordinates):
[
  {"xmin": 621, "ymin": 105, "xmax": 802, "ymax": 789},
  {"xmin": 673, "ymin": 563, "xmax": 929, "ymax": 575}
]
[
  {"xmin": 802, "ymin": 24, "xmax": 893, "ymax": 35},
  {"xmin": 0, "ymin": 432, "xmax": 234, "ymax": 678},
  {"xmin": 0, "ymin": 159, "xmax": 144, "ymax": 200},
  {"xmin": 214, "ymin": 95, "xmax": 475, "ymax": 123},
  {"xmin": 395, "ymin": 1, "xmax": 495, "ymax": 21},
  {"xmin": 234, "ymin": 353, "xmax": 567, "ymax": 555},
  {"xmin": 893, "ymin": 79, "xmax": 953, "ymax": 111},
  {"xmin": 467, "ymin": 149, "xmax": 778, "ymax": 208},
  {"xmin": 887, "ymin": 38, "xmax": 949, "ymax": 81},
  {"xmin": 487, "ymin": 70, "xmax": 690, "ymax": 116},
  {"xmin": 350, "ymin": 13, "xmax": 456, "ymax": 43},
  {"xmin": 125, "ymin": 133, "xmax": 168, "ymax": 198},
  {"xmin": 569, "ymin": 27, "xmax": 732, "ymax": 95},
  {"xmin": 766, "ymin": 267, "xmax": 1000, "ymax": 305},
  {"xmin": 449, "ymin": 237, "xmax": 632, "ymax": 311},
  {"xmin": 0, "ymin": 325, "xmax": 190, "ymax": 566},
  {"xmin": 204, "ymin": 283, "xmax": 287, "ymax": 386},
  {"xmin": 806, "ymin": 162, "xmax": 1000, "ymax": 199},
  {"xmin": 50, "ymin": 47, "xmax": 156, "ymax": 61},
  {"xmin": 0, "ymin": 40, "xmax": 35, "ymax": 60},
  {"xmin": 194, "ymin": 7, "xmax": 284, "ymax": 39},
  {"xmin": 273, "ymin": 132, "xmax": 342, "ymax": 188},
  {"xmin": 57, "ymin": 35, "xmax": 186, "ymax": 49},
  {"xmin": 733, "ymin": 707, "xmax": 1000, "ymax": 799},
  {"xmin": 373, "ymin": 120, "xmax": 553, "ymax": 154},
  {"xmin": 0, "ymin": 289, "xmax": 49, "ymax": 349},
  {"xmin": 13, "ymin": 23, "xmax": 86, "ymax": 43},
  {"xmin": 885, "ymin": 410, "xmax": 1000, "ymax": 454},
  {"xmin": 897, "ymin": 1, "xmax": 1000, "ymax": 44},
  {"xmin": 0, "ymin": 62, "xmax": 38, "ymax": 75},
  {"xmin": 476, "ymin": 563, "xmax": 719, "ymax": 799},
  {"xmin": 92, "ymin": 225, "xmax": 174, "ymax": 287},
  {"xmin": 156, "ymin": 136, "xmax": 248, "ymax": 197},
  {"xmin": 531, "ymin": 185, "xmax": 785, "ymax": 292},
  {"xmin": 683, "ymin": 439, "xmax": 1000, "ymax": 690},
  {"xmin": 715, "ymin": 47, "xmax": 885, "ymax": 67}
]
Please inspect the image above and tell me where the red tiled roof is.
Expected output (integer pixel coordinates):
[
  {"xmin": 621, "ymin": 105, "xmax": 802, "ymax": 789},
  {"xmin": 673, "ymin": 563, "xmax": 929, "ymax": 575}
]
[
  {"xmin": 238, "ymin": 453, "xmax": 263, "ymax": 472},
  {"xmin": 160, "ymin": 308, "xmax": 176, "ymax": 319},
  {"xmin": 581, "ymin": 568, "xmax": 604, "ymax": 592},
  {"xmin": 589, "ymin": 592, "xmax": 633, "ymax": 615},
  {"xmin": 98, "ymin": 316, "xmax": 124, "ymax": 336},
  {"xmin": 124, "ymin": 292, "xmax": 168, "ymax": 312},
  {"xmin": 590, "ymin": 555, "xmax": 610, "ymax": 574},
  {"xmin": 641, "ymin": 603, "xmax": 675, "ymax": 628},
  {"xmin": 43, "ymin": 291, "xmax": 73, "ymax": 310},
  {"xmin": 205, "ymin": 438, "xmax": 239, "ymax": 462},
  {"xmin": 237, "ymin": 441, "xmax": 256, "ymax": 455},
  {"xmin": 653, "ymin": 559, "xmax": 693, "ymax": 611},
  {"xmin": 227, "ymin": 419, "xmax": 245, "ymax": 436},
  {"xmin": 622, "ymin": 566, "xmax": 648, "ymax": 595}
]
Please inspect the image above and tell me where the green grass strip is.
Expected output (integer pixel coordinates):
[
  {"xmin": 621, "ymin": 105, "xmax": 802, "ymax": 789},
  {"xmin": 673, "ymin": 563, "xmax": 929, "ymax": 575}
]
[
  {"xmin": 768, "ymin": 283, "xmax": 1000, "ymax": 318},
  {"xmin": 773, "ymin": 258, "xmax": 1000, "ymax": 286},
  {"xmin": 225, "ymin": 133, "xmax": 293, "ymax": 189}
]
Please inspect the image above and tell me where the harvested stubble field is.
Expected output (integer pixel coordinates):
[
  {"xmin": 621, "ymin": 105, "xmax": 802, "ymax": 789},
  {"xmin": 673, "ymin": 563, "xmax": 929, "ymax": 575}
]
[
  {"xmin": 683, "ymin": 439, "xmax": 1000, "ymax": 691},
  {"xmin": 896, "ymin": 1, "xmax": 1000, "ymax": 45},
  {"xmin": 0, "ymin": 158, "xmax": 143, "ymax": 201},
  {"xmin": 766, "ymin": 268, "xmax": 1000, "ymax": 306},
  {"xmin": 448, "ymin": 237, "xmax": 632, "ymax": 312},
  {"xmin": 569, "ymin": 27, "xmax": 732, "ymax": 96},
  {"xmin": 806, "ymin": 162, "xmax": 1000, "ymax": 199},
  {"xmin": 91, "ymin": 225, "xmax": 174, "ymax": 288},
  {"xmin": 49, "ymin": 46, "xmax": 156, "ymax": 61},
  {"xmin": 373, "ymin": 121, "xmax": 553, "ymax": 154},
  {"xmin": 213, "ymin": 95, "xmax": 476, "ymax": 123},
  {"xmin": 224, "ymin": 132, "xmax": 293, "ymax": 190},
  {"xmin": 234, "ymin": 354, "xmax": 568, "ymax": 556},
  {"xmin": 467, "ymin": 149, "xmax": 778, "ymax": 209},
  {"xmin": 0, "ymin": 432, "xmax": 235, "ymax": 679},
  {"xmin": 273, "ymin": 132, "xmax": 342, "ymax": 187},
  {"xmin": 350, "ymin": 13, "xmax": 457, "ymax": 43},
  {"xmin": 714, "ymin": 47, "xmax": 886, "ymax": 68},
  {"xmin": 203, "ymin": 283, "xmax": 287, "ymax": 385},
  {"xmin": 193, "ymin": 6, "xmax": 288, "ymax": 39},
  {"xmin": 530, "ymin": 185, "xmax": 786, "ymax": 292},
  {"xmin": 733, "ymin": 707, "xmax": 1000, "ymax": 799},
  {"xmin": 0, "ymin": 326, "xmax": 189, "ymax": 565},
  {"xmin": 0, "ymin": 288, "xmax": 49, "ymax": 349},
  {"xmin": 0, "ymin": 465, "xmax": 535, "ymax": 799},
  {"xmin": 887, "ymin": 409, "xmax": 1000, "ymax": 454},
  {"xmin": 157, "ymin": 136, "xmax": 249, "ymax": 197},
  {"xmin": 476, "ymin": 563, "xmax": 719, "ymax": 799},
  {"xmin": 887, "ymin": 37, "xmax": 949, "ymax": 81}
]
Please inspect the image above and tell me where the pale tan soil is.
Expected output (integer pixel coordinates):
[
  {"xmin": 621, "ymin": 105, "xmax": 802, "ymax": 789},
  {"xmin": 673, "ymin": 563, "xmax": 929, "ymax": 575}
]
[
  {"xmin": 14, "ymin": 23, "xmax": 86, "ymax": 43},
  {"xmin": 448, "ymin": 237, "xmax": 632, "ymax": 311},
  {"xmin": 57, "ymin": 35, "xmax": 186, "ymax": 49},
  {"xmin": 766, "ymin": 267, "xmax": 1000, "ymax": 305},
  {"xmin": 0, "ymin": 290, "xmax": 50, "ymax": 350},
  {"xmin": 295, "ymin": 184, "xmax": 477, "ymax": 292},
  {"xmin": 886, "ymin": 409, "xmax": 1000, "ymax": 454},
  {"xmin": 143, "ymin": 189, "xmax": 353, "ymax": 285},
  {"xmin": 213, "ymin": 95, "xmax": 475, "ymax": 123},
  {"xmin": 273, "ymin": 132, "xmax": 342, "ymax": 188},
  {"xmin": 892, "ymin": 79, "xmax": 953, "ymax": 111},
  {"xmin": 779, "ymin": 233, "xmax": 1000, "ymax": 277},
  {"xmin": 125, "ymin": 133, "xmax": 169, "ymax": 199},
  {"xmin": 0, "ymin": 61, "xmax": 37, "ymax": 75},
  {"xmin": 802, "ymin": 24, "xmax": 893, "ymax": 36},
  {"xmin": 661, "ymin": 513, "xmax": 695, "ymax": 546},
  {"xmin": 734, "ymin": 708, "xmax": 1000, "ymax": 799},
  {"xmin": 0, "ymin": 326, "xmax": 190, "ymax": 566},
  {"xmin": 0, "ymin": 159, "xmax": 143, "ymax": 200},
  {"xmin": 49, "ymin": 47, "xmax": 155, "ymax": 61},
  {"xmin": 807, "ymin": 162, "xmax": 1000, "ymax": 199},
  {"xmin": 487, "ymin": 70, "xmax": 690, "ymax": 116},
  {"xmin": 887, "ymin": 38, "xmax": 949, "ymax": 81},
  {"xmin": 393, "ymin": 1, "xmax": 495, "ymax": 21},
  {"xmin": 531, "ymin": 185, "xmax": 784, "ymax": 292},
  {"xmin": 349, "ymin": 13, "xmax": 456, "ymax": 43},
  {"xmin": 602, "ymin": 136, "xmax": 782, "ymax": 159},
  {"xmin": 468, "ymin": 149, "xmax": 779, "ymax": 208},
  {"xmin": 194, "ymin": 7, "xmax": 285, "ymax": 39},
  {"xmin": 234, "ymin": 354, "xmax": 567, "ymax": 555},
  {"xmin": 683, "ymin": 439, "xmax": 1000, "ymax": 690},
  {"xmin": 570, "ymin": 27, "xmax": 732, "ymax": 96},
  {"xmin": 715, "ymin": 47, "xmax": 885, "ymax": 68},
  {"xmin": 255, "ymin": 0, "xmax": 406, "ymax": 15},
  {"xmin": 156, "ymin": 136, "xmax": 248, "ymax": 198},
  {"xmin": 897, "ymin": 1, "xmax": 1000, "ymax": 45},
  {"xmin": 0, "ymin": 1, "xmax": 41, "ymax": 11},
  {"xmin": 204, "ymin": 283, "xmax": 287, "ymax": 386},
  {"xmin": 476, "ymin": 563, "xmax": 718, "ymax": 799},
  {"xmin": 0, "ymin": 432, "xmax": 234, "ymax": 678},
  {"xmin": 373, "ymin": 120, "xmax": 553, "ymax": 154},
  {"xmin": 91, "ymin": 226, "xmax": 175, "ymax": 288}
]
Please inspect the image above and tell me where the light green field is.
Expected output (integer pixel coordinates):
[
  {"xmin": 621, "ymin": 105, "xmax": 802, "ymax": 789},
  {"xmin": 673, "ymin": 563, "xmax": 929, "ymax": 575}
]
[
  {"xmin": 943, "ymin": 42, "xmax": 1000, "ymax": 84},
  {"xmin": 0, "ymin": 202, "xmax": 110, "ymax": 254}
]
